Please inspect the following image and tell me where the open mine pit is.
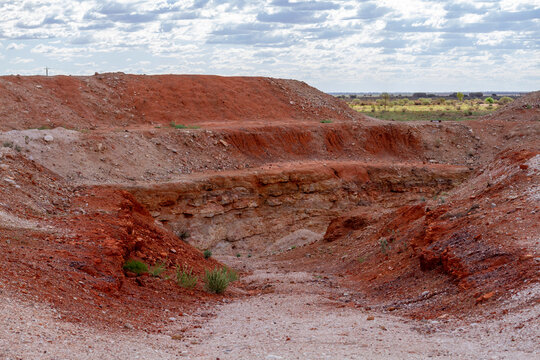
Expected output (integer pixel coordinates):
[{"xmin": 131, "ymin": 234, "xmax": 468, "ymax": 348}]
[{"xmin": 0, "ymin": 74, "xmax": 539, "ymax": 359}]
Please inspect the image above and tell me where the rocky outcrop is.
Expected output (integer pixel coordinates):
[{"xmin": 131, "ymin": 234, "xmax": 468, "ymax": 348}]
[{"xmin": 125, "ymin": 161, "xmax": 470, "ymax": 254}]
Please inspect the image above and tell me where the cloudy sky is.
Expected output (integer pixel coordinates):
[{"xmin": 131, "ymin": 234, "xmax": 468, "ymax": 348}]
[{"xmin": 0, "ymin": 0, "xmax": 538, "ymax": 92}]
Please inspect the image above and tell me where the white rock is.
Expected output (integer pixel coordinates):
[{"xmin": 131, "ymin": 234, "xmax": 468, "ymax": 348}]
[
  {"xmin": 4, "ymin": 178, "xmax": 17, "ymax": 185},
  {"xmin": 44, "ymin": 135, "xmax": 54, "ymax": 142}
]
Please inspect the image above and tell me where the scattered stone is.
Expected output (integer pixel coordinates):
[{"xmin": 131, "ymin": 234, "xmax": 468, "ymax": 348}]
[
  {"xmin": 519, "ymin": 254, "xmax": 533, "ymax": 261},
  {"xmin": 3, "ymin": 178, "xmax": 17, "ymax": 185},
  {"xmin": 43, "ymin": 135, "xmax": 54, "ymax": 142},
  {"xmin": 367, "ymin": 316, "xmax": 375, "ymax": 321},
  {"xmin": 475, "ymin": 291, "xmax": 495, "ymax": 304},
  {"xmin": 123, "ymin": 323, "xmax": 134, "ymax": 330}
]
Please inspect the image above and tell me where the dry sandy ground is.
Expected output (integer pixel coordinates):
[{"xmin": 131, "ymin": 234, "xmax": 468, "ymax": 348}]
[{"xmin": 1, "ymin": 256, "xmax": 538, "ymax": 360}]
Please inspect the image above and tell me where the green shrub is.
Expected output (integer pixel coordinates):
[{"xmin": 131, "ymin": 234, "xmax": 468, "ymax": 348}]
[
  {"xmin": 176, "ymin": 230, "xmax": 190, "ymax": 241},
  {"xmin": 123, "ymin": 259, "xmax": 148, "ymax": 275},
  {"xmin": 149, "ymin": 261, "xmax": 166, "ymax": 277},
  {"xmin": 320, "ymin": 119, "xmax": 332, "ymax": 123},
  {"xmin": 498, "ymin": 96, "xmax": 513, "ymax": 105},
  {"xmin": 170, "ymin": 122, "xmax": 199, "ymax": 129},
  {"xmin": 176, "ymin": 265, "xmax": 198, "ymax": 289},
  {"xmin": 170, "ymin": 121, "xmax": 188, "ymax": 129},
  {"xmin": 204, "ymin": 267, "xmax": 230, "ymax": 294},
  {"xmin": 485, "ymin": 97, "xmax": 494, "ymax": 104},
  {"xmin": 2, "ymin": 141, "xmax": 13, "ymax": 148},
  {"xmin": 203, "ymin": 249, "xmax": 212, "ymax": 259},
  {"xmin": 419, "ymin": 98, "xmax": 431, "ymax": 105}
]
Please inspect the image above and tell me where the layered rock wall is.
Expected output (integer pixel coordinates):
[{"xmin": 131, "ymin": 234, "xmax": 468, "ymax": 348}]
[{"xmin": 125, "ymin": 162, "xmax": 470, "ymax": 253}]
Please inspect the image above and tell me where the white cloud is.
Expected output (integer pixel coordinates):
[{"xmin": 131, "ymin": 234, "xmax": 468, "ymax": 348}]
[
  {"xmin": 12, "ymin": 56, "xmax": 33, "ymax": 64},
  {"xmin": 0, "ymin": 0, "xmax": 537, "ymax": 91},
  {"xmin": 6, "ymin": 42, "xmax": 26, "ymax": 50}
]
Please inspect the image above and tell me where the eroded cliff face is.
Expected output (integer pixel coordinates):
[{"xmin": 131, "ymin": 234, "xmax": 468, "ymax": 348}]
[{"xmin": 125, "ymin": 161, "xmax": 470, "ymax": 254}]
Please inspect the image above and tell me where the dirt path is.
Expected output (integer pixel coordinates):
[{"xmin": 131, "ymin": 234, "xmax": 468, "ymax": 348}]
[
  {"xmin": 173, "ymin": 256, "xmax": 539, "ymax": 360},
  {"xmin": 4, "ymin": 255, "xmax": 536, "ymax": 360}
]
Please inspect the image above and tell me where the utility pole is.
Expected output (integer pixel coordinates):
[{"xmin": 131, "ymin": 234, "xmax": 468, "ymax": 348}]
[{"xmin": 45, "ymin": 67, "xmax": 49, "ymax": 76}]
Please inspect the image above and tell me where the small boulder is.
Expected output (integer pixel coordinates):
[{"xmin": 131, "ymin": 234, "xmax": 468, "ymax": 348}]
[{"xmin": 44, "ymin": 134, "xmax": 54, "ymax": 142}]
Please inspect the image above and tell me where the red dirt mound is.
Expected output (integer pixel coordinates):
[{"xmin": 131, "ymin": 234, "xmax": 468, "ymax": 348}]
[
  {"xmin": 0, "ymin": 73, "xmax": 362, "ymax": 131},
  {"xmin": 0, "ymin": 151, "xmax": 223, "ymax": 330}
]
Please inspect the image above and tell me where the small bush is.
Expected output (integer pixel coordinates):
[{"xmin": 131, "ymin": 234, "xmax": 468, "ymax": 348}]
[
  {"xmin": 320, "ymin": 119, "xmax": 332, "ymax": 123},
  {"xmin": 149, "ymin": 261, "xmax": 166, "ymax": 277},
  {"xmin": 498, "ymin": 96, "xmax": 513, "ymax": 105},
  {"xmin": 204, "ymin": 267, "xmax": 230, "ymax": 294},
  {"xmin": 176, "ymin": 230, "xmax": 190, "ymax": 241},
  {"xmin": 123, "ymin": 259, "xmax": 148, "ymax": 275},
  {"xmin": 2, "ymin": 141, "xmax": 13, "ymax": 148},
  {"xmin": 484, "ymin": 97, "xmax": 494, "ymax": 104},
  {"xmin": 176, "ymin": 265, "xmax": 198, "ymax": 289},
  {"xmin": 203, "ymin": 249, "xmax": 212, "ymax": 259},
  {"xmin": 170, "ymin": 122, "xmax": 188, "ymax": 129},
  {"xmin": 170, "ymin": 122, "xmax": 199, "ymax": 129}
]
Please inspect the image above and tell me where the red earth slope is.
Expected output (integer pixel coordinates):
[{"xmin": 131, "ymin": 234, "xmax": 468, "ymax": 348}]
[
  {"xmin": 0, "ymin": 73, "xmax": 362, "ymax": 131},
  {"xmin": 0, "ymin": 152, "xmax": 222, "ymax": 329}
]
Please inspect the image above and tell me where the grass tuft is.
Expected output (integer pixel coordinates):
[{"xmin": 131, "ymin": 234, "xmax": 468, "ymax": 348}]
[
  {"xmin": 203, "ymin": 249, "xmax": 212, "ymax": 259},
  {"xmin": 149, "ymin": 261, "xmax": 166, "ymax": 277},
  {"xmin": 170, "ymin": 122, "xmax": 200, "ymax": 129},
  {"xmin": 123, "ymin": 259, "xmax": 148, "ymax": 275},
  {"xmin": 176, "ymin": 265, "xmax": 198, "ymax": 289},
  {"xmin": 204, "ymin": 267, "xmax": 231, "ymax": 294},
  {"xmin": 224, "ymin": 267, "xmax": 238, "ymax": 282}
]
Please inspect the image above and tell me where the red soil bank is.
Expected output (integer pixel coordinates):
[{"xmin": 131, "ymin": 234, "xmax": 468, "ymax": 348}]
[
  {"xmin": 0, "ymin": 73, "xmax": 361, "ymax": 131},
  {"xmin": 0, "ymin": 153, "xmax": 222, "ymax": 329}
]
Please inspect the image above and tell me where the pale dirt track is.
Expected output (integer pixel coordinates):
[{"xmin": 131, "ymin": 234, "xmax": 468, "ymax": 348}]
[{"xmin": 1, "ymin": 256, "xmax": 538, "ymax": 360}]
